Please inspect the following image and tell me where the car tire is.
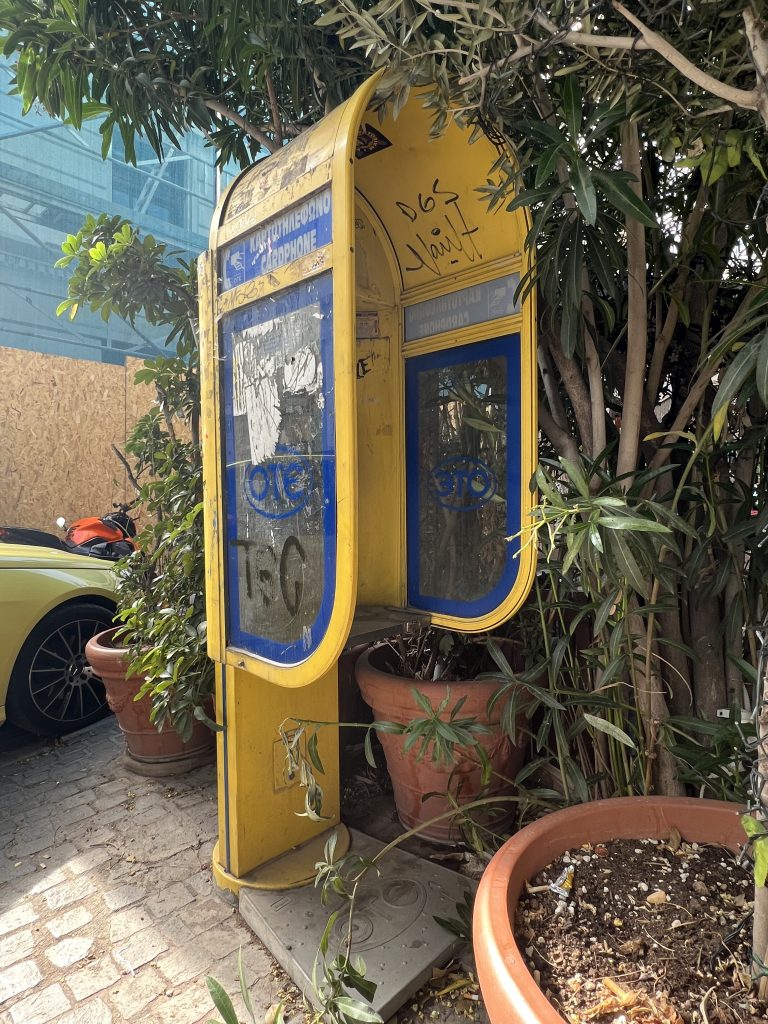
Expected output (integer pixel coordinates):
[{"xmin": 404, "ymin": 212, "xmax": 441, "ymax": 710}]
[{"xmin": 6, "ymin": 601, "xmax": 115, "ymax": 737}]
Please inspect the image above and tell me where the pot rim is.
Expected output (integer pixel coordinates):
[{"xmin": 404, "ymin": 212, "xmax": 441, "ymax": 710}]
[
  {"xmin": 473, "ymin": 796, "xmax": 747, "ymax": 1024},
  {"xmin": 356, "ymin": 643, "xmax": 507, "ymax": 692},
  {"xmin": 85, "ymin": 626, "xmax": 128, "ymax": 654}
]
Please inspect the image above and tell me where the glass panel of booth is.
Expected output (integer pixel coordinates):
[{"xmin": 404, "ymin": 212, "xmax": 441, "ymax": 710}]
[
  {"xmin": 220, "ymin": 189, "xmax": 332, "ymax": 290},
  {"xmin": 405, "ymin": 334, "xmax": 521, "ymax": 617},
  {"xmin": 219, "ymin": 272, "xmax": 336, "ymax": 664}
]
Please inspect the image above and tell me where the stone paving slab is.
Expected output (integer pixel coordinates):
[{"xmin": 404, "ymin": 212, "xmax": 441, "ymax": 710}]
[
  {"xmin": 0, "ymin": 719, "xmax": 292, "ymax": 1024},
  {"xmin": 1, "ymin": 718, "xmax": 486, "ymax": 1024}
]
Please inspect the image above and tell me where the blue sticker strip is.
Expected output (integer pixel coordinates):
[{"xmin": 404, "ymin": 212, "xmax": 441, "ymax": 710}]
[
  {"xmin": 222, "ymin": 190, "xmax": 332, "ymax": 290},
  {"xmin": 404, "ymin": 273, "xmax": 520, "ymax": 342},
  {"xmin": 405, "ymin": 334, "xmax": 522, "ymax": 617},
  {"xmin": 221, "ymin": 274, "xmax": 336, "ymax": 664}
]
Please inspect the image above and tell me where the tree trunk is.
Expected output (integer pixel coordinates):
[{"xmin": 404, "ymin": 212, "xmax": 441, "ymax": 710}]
[
  {"xmin": 658, "ymin": 603, "xmax": 693, "ymax": 717},
  {"xmin": 616, "ymin": 121, "xmax": 648, "ymax": 488},
  {"xmin": 629, "ymin": 608, "xmax": 684, "ymax": 796},
  {"xmin": 688, "ymin": 590, "xmax": 727, "ymax": 723}
]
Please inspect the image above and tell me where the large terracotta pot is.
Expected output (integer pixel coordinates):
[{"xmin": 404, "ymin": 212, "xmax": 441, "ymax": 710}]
[
  {"xmin": 473, "ymin": 796, "xmax": 746, "ymax": 1024},
  {"xmin": 85, "ymin": 627, "xmax": 214, "ymax": 776},
  {"xmin": 355, "ymin": 645, "xmax": 525, "ymax": 844}
]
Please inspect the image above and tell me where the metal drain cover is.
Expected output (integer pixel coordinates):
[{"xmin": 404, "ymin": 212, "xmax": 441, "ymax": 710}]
[{"xmin": 239, "ymin": 829, "xmax": 475, "ymax": 1020}]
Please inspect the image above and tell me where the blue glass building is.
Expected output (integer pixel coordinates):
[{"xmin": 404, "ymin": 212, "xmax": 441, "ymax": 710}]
[{"xmin": 0, "ymin": 58, "xmax": 218, "ymax": 364}]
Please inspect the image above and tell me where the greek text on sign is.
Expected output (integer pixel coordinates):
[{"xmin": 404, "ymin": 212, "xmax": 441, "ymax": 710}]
[
  {"xmin": 404, "ymin": 272, "xmax": 521, "ymax": 343},
  {"xmin": 222, "ymin": 190, "xmax": 332, "ymax": 289}
]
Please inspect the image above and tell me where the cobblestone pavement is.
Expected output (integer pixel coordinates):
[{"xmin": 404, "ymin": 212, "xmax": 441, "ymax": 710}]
[
  {"xmin": 1, "ymin": 718, "xmax": 488, "ymax": 1024},
  {"xmin": 0, "ymin": 718, "xmax": 286, "ymax": 1024}
]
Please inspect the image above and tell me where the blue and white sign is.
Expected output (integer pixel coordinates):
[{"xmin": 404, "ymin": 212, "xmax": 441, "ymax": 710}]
[
  {"xmin": 222, "ymin": 189, "xmax": 332, "ymax": 290},
  {"xmin": 404, "ymin": 272, "xmax": 520, "ymax": 343}
]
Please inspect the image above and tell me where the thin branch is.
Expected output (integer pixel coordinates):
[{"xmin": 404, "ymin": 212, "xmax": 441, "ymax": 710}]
[
  {"xmin": 646, "ymin": 183, "xmax": 709, "ymax": 404},
  {"xmin": 111, "ymin": 444, "xmax": 141, "ymax": 495},
  {"xmin": 539, "ymin": 405, "xmax": 581, "ymax": 464},
  {"xmin": 203, "ymin": 98, "xmax": 276, "ymax": 153},
  {"xmin": 537, "ymin": 342, "xmax": 569, "ymax": 431},
  {"xmin": 611, "ymin": 1, "xmax": 759, "ymax": 113},
  {"xmin": 462, "ymin": 4, "xmax": 761, "ymax": 119},
  {"xmin": 545, "ymin": 330, "xmax": 594, "ymax": 454},
  {"xmin": 264, "ymin": 70, "xmax": 283, "ymax": 145}
]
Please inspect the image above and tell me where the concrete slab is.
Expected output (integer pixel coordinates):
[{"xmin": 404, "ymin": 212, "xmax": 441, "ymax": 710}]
[{"xmin": 239, "ymin": 828, "xmax": 474, "ymax": 1022}]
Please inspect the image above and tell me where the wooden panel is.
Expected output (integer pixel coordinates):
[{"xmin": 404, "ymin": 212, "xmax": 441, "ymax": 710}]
[{"xmin": 0, "ymin": 348, "xmax": 154, "ymax": 531}]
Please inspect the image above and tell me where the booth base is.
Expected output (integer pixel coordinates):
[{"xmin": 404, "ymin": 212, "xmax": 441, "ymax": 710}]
[
  {"xmin": 212, "ymin": 824, "xmax": 351, "ymax": 894},
  {"xmin": 238, "ymin": 828, "xmax": 475, "ymax": 1022}
]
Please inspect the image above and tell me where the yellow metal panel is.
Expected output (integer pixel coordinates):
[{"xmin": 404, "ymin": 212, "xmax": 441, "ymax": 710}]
[
  {"xmin": 220, "ymin": 664, "xmax": 342, "ymax": 879},
  {"xmin": 353, "ymin": 200, "xmax": 405, "ymax": 606},
  {"xmin": 355, "ymin": 104, "xmax": 525, "ymax": 291},
  {"xmin": 213, "ymin": 111, "xmax": 344, "ymax": 242},
  {"xmin": 198, "ymin": 252, "xmax": 226, "ymax": 663},
  {"xmin": 401, "ymin": 314, "xmax": 524, "ymax": 360}
]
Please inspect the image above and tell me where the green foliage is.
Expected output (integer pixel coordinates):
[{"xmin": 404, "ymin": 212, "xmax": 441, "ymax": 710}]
[
  {"xmin": 207, "ymin": 950, "xmax": 288, "ymax": 1024},
  {"xmin": 742, "ymin": 816, "xmax": 768, "ymax": 888},
  {"xmin": 0, "ymin": 0, "xmax": 369, "ymax": 166},
  {"xmin": 665, "ymin": 713, "xmax": 755, "ymax": 804},
  {"xmin": 57, "ymin": 214, "xmax": 213, "ymax": 740},
  {"xmin": 433, "ymin": 889, "xmax": 474, "ymax": 942}
]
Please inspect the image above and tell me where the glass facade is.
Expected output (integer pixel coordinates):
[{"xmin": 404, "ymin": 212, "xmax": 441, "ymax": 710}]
[{"xmin": 0, "ymin": 58, "xmax": 218, "ymax": 364}]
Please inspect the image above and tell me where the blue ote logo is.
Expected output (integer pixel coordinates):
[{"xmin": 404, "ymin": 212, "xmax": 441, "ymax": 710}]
[
  {"xmin": 244, "ymin": 446, "xmax": 314, "ymax": 519},
  {"xmin": 430, "ymin": 455, "xmax": 497, "ymax": 511}
]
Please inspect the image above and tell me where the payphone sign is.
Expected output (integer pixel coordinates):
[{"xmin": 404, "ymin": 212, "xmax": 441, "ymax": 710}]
[
  {"xmin": 220, "ymin": 273, "xmax": 336, "ymax": 664},
  {"xmin": 221, "ymin": 190, "xmax": 332, "ymax": 291},
  {"xmin": 405, "ymin": 334, "xmax": 522, "ymax": 617}
]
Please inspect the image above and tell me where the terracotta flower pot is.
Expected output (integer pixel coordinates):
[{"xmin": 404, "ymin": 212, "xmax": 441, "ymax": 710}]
[
  {"xmin": 473, "ymin": 796, "xmax": 746, "ymax": 1024},
  {"xmin": 85, "ymin": 627, "xmax": 214, "ymax": 776},
  {"xmin": 355, "ymin": 645, "xmax": 525, "ymax": 844}
]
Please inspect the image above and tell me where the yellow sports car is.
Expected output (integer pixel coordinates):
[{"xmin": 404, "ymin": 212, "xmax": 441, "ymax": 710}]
[{"xmin": 0, "ymin": 544, "xmax": 116, "ymax": 736}]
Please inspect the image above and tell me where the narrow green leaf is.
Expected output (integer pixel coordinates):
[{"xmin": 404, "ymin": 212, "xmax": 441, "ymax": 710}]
[
  {"xmin": 583, "ymin": 713, "xmax": 636, "ymax": 749},
  {"xmin": 506, "ymin": 185, "xmax": 560, "ymax": 213},
  {"xmin": 570, "ymin": 160, "xmax": 597, "ymax": 225},
  {"xmin": 592, "ymin": 170, "xmax": 657, "ymax": 228},
  {"xmin": 756, "ymin": 329, "xmax": 768, "ymax": 406},
  {"xmin": 205, "ymin": 978, "xmax": 238, "ymax": 1024},
  {"xmin": 712, "ymin": 338, "xmax": 760, "ymax": 417},
  {"xmin": 560, "ymin": 75, "xmax": 582, "ymax": 142},
  {"xmin": 332, "ymin": 996, "xmax": 383, "ymax": 1022},
  {"xmin": 597, "ymin": 516, "xmax": 670, "ymax": 534}
]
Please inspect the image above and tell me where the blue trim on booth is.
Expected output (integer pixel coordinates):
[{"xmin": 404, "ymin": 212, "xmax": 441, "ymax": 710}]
[{"xmin": 405, "ymin": 333, "xmax": 522, "ymax": 617}]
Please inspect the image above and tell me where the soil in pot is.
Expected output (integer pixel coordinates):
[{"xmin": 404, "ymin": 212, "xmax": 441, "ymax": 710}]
[{"xmin": 515, "ymin": 836, "xmax": 765, "ymax": 1023}]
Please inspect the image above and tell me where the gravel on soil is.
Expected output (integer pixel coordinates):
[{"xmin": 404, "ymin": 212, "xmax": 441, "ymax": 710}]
[{"xmin": 515, "ymin": 835, "xmax": 767, "ymax": 1024}]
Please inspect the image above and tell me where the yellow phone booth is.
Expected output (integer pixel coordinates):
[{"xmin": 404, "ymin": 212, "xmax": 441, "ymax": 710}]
[{"xmin": 198, "ymin": 75, "xmax": 536, "ymax": 894}]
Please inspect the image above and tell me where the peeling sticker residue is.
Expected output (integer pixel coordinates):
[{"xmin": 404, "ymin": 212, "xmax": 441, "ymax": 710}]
[
  {"xmin": 284, "ymin": 346, "xmax": 322, "ymax": 396},
  {"xmin": 243, "ymin": 356, "xmax": 280, "ymax": 465}
]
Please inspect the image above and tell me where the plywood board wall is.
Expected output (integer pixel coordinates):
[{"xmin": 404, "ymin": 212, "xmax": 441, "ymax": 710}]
[{"xmin": 0, "ymin": 348, "xmax": 154, "ymax": 531}]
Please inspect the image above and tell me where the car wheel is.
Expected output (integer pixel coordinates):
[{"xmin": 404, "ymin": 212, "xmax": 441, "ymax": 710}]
[{"xmin": 6, "ymin": 602, "xmax": 115, "ymax": 737}]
